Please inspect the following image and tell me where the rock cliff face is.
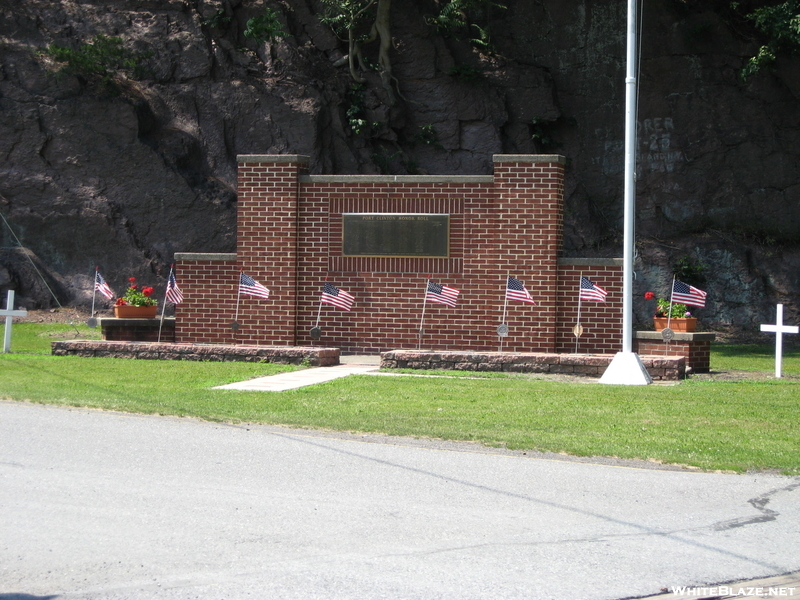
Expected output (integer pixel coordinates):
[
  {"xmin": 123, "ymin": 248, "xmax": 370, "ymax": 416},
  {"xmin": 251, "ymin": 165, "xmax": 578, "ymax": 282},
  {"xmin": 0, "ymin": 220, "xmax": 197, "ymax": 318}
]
[{"xmin": 1, "ymin": 0, "xmax": 798, "ymax": 330}]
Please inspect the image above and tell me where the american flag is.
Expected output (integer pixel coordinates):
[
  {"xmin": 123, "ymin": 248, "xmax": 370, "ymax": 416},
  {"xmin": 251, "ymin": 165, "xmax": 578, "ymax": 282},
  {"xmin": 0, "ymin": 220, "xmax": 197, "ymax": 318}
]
[
  {"xmin": 506, "ymin": 276, "xmax": 536, "ymax": 304},
  {"xmin": 672, "ymin": 280, "xmax": 706, "ymax": 308},
  {"xmin": 321, "ymin": 282, "xmax": 354, "ymax": 311},
  {"xmin": 95, "ymin": 271, "xmax": 114, "ymax": 299},
  {"xmin": 426, "ymin": 280, "xmax": 459, "ymax": 308},
  {"xmin": 165, "ymin": 271, "xmax": 184, "ymax": 304},
  {"xmin": 580, "ymin": 276, "xmax": 607, "ymax": 302},
  {"xmin": 239, "ymin": 273, "xmax": 270, "ymax": 299}
]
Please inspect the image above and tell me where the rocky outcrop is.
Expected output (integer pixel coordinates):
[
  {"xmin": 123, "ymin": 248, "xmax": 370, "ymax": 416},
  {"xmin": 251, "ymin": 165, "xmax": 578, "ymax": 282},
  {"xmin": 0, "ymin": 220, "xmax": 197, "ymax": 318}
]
[{"xmin": 1, "ymin": 0, "xmax": 798, "ymax": 330}]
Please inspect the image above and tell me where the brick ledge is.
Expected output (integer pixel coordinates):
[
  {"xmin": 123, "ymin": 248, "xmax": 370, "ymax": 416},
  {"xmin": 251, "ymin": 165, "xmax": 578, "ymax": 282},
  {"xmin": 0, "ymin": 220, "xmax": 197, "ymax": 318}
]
[
  {"xmin": 51, "ymin": 341, "xmax": 340, "ymax": 366},
  {"xmin": 380, "ymin": 350, "xmax": 685, "ymax": 381}
]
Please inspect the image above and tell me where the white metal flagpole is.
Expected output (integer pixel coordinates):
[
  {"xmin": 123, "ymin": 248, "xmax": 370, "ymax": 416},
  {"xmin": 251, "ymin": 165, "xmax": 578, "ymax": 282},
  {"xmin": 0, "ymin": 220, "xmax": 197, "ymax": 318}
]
[{"xmin": 600, "ymin": 0, "xmax": 652, "ymax": 384}]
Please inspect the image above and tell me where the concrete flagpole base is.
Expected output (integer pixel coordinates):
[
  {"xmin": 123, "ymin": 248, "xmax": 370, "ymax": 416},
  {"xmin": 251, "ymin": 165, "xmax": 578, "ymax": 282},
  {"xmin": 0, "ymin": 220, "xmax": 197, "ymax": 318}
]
[{"xmin": 599, "ymin": 351, "xmax": 653, "ymax": 385}]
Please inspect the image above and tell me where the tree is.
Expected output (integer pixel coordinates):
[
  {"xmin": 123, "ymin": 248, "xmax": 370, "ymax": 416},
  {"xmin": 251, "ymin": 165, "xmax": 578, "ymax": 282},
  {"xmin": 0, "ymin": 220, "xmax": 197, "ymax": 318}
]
[
  {"xmin": 320, "ymin": 0, "xmax": 396, "ymax": 103},
  {"xmin": 319, "ymin": 0, "xmax": 503, "ymax": 105},
  {"xmin": 738, "ymin": 0, "xmax": 800, "ymax": 79}
]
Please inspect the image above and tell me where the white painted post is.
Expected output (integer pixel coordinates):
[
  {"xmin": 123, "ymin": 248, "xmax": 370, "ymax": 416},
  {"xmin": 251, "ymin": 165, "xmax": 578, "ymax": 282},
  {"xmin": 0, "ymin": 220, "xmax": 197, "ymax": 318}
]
[
  {"xmin": 2, "ymin": 290, "xmax": 29, "ymax": 353},
  {"xmin": 760, "ymin": 304, "xmax": 798, "ymax": 378}
]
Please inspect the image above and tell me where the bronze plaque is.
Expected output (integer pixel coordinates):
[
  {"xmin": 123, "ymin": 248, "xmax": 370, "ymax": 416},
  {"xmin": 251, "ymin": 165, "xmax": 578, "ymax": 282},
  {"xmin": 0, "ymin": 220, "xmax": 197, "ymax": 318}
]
[{"xmin": 342, "ymin": 213, "xmax": 449, "ymax": 257}]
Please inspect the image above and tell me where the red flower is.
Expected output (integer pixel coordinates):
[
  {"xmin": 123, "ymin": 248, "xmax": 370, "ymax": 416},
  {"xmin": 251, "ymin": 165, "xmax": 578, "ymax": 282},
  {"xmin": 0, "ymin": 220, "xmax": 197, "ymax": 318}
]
[
  {"xmin": 644, "ymin": 291, "xmax": 655, "ymax": 300},
  {"xmin": 115, "ymin": 298, "xmax": 128, "ymax": 306},
  {"xmin": 128, "ymin": 277, "xmax": 137, "ymax": 284},
  {"xmin": 142, "ymin": 286, "xmax": 154, "ymax": 297}
]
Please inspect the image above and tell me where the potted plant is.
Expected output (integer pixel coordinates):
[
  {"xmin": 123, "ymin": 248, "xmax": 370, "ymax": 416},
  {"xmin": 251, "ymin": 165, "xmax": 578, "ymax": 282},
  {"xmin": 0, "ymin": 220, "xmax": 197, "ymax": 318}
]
[
  {"xmin": 114, "ymin": 277, "xmax": 158, "ymax": 318},
  {"xmin": 645, "ymin": 292, "xmax": 697, "ymax": 332}
]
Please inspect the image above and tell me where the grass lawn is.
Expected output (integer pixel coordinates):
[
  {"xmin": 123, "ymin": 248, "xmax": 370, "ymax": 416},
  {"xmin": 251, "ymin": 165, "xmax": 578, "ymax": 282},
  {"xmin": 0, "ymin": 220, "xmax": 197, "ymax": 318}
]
[{"xmin": 2, "ymin": 321, "xmax": 798, "ymax": 474}]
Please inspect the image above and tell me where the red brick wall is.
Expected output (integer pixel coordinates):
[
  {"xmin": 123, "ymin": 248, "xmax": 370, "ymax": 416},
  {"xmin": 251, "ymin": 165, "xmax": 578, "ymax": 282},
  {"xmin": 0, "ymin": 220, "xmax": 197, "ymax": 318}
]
[
  {"xmin": 175, "ymin": 154, "xmax": 625, "ymax": 354},
  {"xmin": 634, "ymin": 339, "xmax": 711, "ymax": 372},
  {"xmin": 174, "ymin": 255, "xmax": 239, "ymax": 345},
  {"xmin": 556, "ymin": 260, "xmax": 624, "ymax": 354}
]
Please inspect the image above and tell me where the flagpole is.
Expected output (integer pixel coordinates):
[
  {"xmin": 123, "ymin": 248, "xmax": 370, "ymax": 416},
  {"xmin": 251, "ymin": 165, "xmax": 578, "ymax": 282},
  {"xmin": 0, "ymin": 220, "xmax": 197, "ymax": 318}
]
[
  {"xmin": 418, "ymin": 277, "xmax": 430, "ymax": 350},
  {"xmin": 575, "ymin": 274, "xmax": 584, "ymax": 354},
  {"xmin": 315, "ymin": 286, "xmax": 325, "ymax": 330},
  {"xmin": 233, "ymin": 270, "xmax": 243, "ymax": 324},
  {"xmin": 499, "ymin": 274, "xmax": 510, "ymax": 351},
  {"xmin": 157, "ymin": 265, "xmax": 174, "ymax": 343},
  {"xmin": 599, "ymin": 0, "xmax": 652, "ymax": 384},
  {"xmin": 91, "ymin": 267, "xmax": 98, "ymax": 319},
  {"xmin": 667, "ymin": 275, "xmax": 676, "ymax": 331}
]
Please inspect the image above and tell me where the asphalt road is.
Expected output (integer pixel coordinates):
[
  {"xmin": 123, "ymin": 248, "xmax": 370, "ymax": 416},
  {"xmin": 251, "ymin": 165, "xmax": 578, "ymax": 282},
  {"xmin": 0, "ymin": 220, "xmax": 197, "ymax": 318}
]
[{"xmin": 2, "ymin": 400, "xmax": 799, "ymax": 600}]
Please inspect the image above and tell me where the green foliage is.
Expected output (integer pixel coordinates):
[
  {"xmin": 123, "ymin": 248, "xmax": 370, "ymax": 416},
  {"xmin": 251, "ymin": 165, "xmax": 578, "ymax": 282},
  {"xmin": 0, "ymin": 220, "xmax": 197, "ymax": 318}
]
[
  {"xmin": 44, "ymin": 34, "xmax": 152, "ymax": 87},
  {"xmin": 447, "ymin": 64, "xmax": 484, "ymax": 82},
  {"xmin": 371, "ymin": 149, "xmax": 402, "ymax": 174},
  {"xmin": 118, "ymin": 277, "xmax": 157, "ymax": 307},
  {"xmin": 414, "ymin": 124, "xmax": 442, "ymax": 148},
  {"xmin": 346, "ymin": 83, "xmax": 368, "ymax": 134},
  {"xmin": 655, "ymin": 298, "xmax": 692, "ymax": 319},
  {"xmin": 426, "ymin": 0, "xmax": 505, "ymax": 53},
  {"xmin": 739, "ymin": 0, "xmax": 800, "ymax": 79},
  {"xmin": 468, "ymin": 23, "xmax": 494, "ymax": 53},
  {"xmin": 202, "ymin": 8, "xmax": 231, "ymax": 28},
  {"xmin": 319, "ymin": 0, "xmax": 376, "ymax": 37},
  {"xmin": 243, "ymin": 8, "xmax": 288, "ymax": 44},
  {"xmin": 673, "ymin": 255, "xmax": 706, "ymax": 286}
]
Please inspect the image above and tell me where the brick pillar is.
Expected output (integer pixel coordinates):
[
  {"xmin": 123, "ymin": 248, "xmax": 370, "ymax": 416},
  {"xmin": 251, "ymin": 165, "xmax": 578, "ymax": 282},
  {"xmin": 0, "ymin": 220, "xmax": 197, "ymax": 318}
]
[
  {"xmin": 236, "ymin": 155, "xmax": 309, "ymax": 345},
  {"xmin": 490, "ymin": 155, "xmax": 566, "ymax": 352}
]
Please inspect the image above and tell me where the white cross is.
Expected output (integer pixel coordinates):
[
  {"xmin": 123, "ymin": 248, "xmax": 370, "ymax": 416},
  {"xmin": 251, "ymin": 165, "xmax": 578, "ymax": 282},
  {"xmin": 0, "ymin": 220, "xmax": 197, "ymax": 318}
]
[
  {"xmin": 760, "ymin": 303, "xmax": 798, "ymax": 378},
  {"xmin": 2, "ymin": 290, "xmax": 29, "ymax": 353}
]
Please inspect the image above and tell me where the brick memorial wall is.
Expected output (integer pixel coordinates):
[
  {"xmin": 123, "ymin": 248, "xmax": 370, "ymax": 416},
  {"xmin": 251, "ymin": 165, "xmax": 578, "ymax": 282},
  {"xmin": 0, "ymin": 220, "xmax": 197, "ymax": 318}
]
[{"xmin": 175, "ymin": 154, "xmax": 624, "ymax": 355}]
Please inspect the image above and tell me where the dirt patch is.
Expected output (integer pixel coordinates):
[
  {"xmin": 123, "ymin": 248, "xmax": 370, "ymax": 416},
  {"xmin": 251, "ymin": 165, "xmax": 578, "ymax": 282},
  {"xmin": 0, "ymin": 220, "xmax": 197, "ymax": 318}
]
[
  {"xmin": 17, "ymin": 307, "xmax": 101, "ymax": 324},
  {"xmin": 690, "ymin": 369, "xmax": 800, "ymax": 382},
  {"xmin": 710, "ymin": 326, "xmax": 800, "ymax": 348}
]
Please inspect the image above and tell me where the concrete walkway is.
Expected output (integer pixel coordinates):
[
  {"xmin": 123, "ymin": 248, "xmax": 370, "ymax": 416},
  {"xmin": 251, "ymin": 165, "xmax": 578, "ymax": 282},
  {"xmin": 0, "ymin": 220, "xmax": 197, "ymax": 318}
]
[{"xmin": 213, "ymin": 355, "xmax": 381, "ymax": 391}]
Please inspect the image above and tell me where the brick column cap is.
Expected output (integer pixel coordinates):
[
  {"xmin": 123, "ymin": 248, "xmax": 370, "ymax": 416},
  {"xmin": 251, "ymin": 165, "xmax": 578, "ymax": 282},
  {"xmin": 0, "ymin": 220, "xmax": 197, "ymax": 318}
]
[
  {"xmin": 635, "ymin": 331, "xmax": 717, "ymax": 341},
  {"xmin": 492, "ymin": 154, "xmax": 566, "ymax": 164},
  {"xmin": 299, "ymin": 174, "xmax": 492, "ymax": 184},
  {"xmin": 237, "ymin": 155, "xmax": 310, "ymax": 165}
]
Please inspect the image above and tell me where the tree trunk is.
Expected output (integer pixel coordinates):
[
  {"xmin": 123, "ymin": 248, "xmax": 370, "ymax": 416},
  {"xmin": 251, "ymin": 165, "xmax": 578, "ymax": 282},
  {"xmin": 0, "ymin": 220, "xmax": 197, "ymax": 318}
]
[{"xmin": 374, "ymin": 0, "xmax": 395, "ymax": 105}]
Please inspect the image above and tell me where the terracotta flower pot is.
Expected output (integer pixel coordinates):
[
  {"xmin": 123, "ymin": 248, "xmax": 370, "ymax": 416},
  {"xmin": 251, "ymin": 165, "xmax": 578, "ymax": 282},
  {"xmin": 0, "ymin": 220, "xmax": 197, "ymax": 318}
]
[
  {"xmin": 114, "ymin": 305, "xmax": 158, "ymax": 319},
  {"xmin": 653, "ymin": 317, "xmax": 697, "ymax": 332}
]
